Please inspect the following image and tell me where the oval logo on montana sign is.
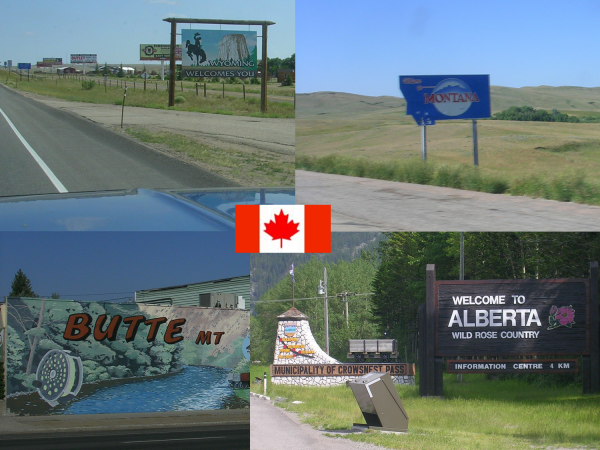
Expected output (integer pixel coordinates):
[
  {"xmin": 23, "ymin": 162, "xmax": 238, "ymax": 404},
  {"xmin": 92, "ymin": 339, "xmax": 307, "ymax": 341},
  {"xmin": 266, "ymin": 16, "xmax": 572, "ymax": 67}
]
[{"xmin": 424, "ymin": 78, "xmax": 480, "ymax": 117}]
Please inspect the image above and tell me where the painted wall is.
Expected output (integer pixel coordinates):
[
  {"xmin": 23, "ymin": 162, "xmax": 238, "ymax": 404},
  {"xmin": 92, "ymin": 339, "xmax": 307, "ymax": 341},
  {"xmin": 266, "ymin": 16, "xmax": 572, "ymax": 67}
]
[
  {"xmin": 0, "ymin": 304, "xmax": 4, "ymax": 363},
  {"xmin": 6, "ymin": 298, "xmax": 249, "ymax": 415}
]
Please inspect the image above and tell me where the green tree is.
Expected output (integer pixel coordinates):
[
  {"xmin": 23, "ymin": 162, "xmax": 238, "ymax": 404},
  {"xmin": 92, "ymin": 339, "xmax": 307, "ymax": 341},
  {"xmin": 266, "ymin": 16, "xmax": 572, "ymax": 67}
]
[
  {"xmin": 371, "ymin": 233, "xmax": 456, "ymax": 361},
  {"xmin": 281, "ymin": 74, "xmax": 293, "ymax": 87},
  {"xmin": 251, "ymin": 254, "xmax": 380, "ymax": 362},
  {"xmin": 9, "ymin": 269, "xmax": 37, "ymax": 297}
]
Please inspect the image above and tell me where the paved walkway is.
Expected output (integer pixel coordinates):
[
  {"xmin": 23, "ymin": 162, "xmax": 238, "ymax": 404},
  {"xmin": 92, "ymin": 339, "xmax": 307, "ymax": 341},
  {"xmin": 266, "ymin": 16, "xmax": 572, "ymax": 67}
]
[{"xmin": 250, "ymin": 395, "xmax": 386, "ymax": 450}]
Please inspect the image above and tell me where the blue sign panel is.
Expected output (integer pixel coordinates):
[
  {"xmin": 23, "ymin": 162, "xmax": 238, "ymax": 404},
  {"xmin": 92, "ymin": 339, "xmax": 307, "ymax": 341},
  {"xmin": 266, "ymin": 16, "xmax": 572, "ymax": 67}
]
[
  {"xmin": 18, "ymin": 63, "xmax": 31, "ymax": 70},
  {"xmin": 399, "ymin": 75, "xmax": 491, "ymax": 125}
]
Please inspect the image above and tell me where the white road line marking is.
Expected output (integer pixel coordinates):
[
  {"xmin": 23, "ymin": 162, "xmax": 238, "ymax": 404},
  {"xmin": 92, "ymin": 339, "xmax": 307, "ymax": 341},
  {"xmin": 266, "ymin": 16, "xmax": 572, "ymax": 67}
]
[
  {"xmin": 0, "ymin": 107, "xmax": 68, "ymax": 193},
  {"xmin": 123, "ymin": 436, "xmax": 225, "ymax": 443}
]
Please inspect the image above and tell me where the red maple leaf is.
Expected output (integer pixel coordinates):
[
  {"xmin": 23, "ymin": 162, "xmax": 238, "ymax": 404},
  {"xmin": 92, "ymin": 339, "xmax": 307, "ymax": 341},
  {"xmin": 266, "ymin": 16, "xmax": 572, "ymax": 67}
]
[{"xmin": 263, "ymin": 209, "xmax": 300, "ymax": 248}]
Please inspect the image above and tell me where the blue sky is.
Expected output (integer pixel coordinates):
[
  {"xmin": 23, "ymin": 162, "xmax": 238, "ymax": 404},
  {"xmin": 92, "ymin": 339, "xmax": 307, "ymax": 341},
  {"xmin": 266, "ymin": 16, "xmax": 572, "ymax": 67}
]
[
  {"xmin": 297, "ymin": 0, "xmax": 600, "ymax": 96},
  {"xmin": 0, "ymin": 232, "xmax": 249, "ymax": 302},
  {"xmin": 0, "ymin": 0, "xmax": 294, "ymax": 67}
]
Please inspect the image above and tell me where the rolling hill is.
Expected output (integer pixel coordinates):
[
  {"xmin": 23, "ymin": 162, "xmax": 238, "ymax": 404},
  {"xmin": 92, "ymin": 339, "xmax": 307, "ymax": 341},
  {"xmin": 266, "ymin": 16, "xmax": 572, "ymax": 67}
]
[
  {"xmin": 296, "ymin": 86, "xmax": 600, "ymax": 191},
  {"xmin": 297, "ymin": 85, "xmax": 600, "ymax": 120}
]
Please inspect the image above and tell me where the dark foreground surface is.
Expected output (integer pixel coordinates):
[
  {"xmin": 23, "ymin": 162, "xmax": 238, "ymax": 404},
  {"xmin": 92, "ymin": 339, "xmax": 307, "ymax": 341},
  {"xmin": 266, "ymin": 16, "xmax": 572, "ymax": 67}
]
[
  {"xmin": 0, "ymin": 425, "xmax": 249, "ymax": 450},
  {"xmin": 0, "ymin": 407, "xmax": 249, "ymax": 449}
]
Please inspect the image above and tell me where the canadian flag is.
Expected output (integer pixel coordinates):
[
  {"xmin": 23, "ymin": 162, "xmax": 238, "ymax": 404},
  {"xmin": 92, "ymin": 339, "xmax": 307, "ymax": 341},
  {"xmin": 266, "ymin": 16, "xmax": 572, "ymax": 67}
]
[{"xmin": 235, "ymin": 205, "xmax": 331, "ymax": 253}]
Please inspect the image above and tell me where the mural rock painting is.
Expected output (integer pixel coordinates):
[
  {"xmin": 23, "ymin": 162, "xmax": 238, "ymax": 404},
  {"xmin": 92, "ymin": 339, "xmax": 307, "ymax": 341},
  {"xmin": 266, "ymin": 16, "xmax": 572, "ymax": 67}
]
[
  {"xmin": 271, "ymin": 307, "xmax": 415, "ymax": 387},
  {"xmin": 5, "ymin": 298, "xmax": 249, "ymax": 415}
]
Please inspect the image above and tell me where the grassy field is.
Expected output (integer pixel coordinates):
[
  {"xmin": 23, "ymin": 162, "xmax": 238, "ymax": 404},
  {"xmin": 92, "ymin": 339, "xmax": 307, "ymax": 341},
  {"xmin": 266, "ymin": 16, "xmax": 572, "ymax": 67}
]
[
  {"xmin": 296, "ymin": 91, "xmax": 600, "ymax": 204},
  {"xmin": 125, "ymin": 126, "xmax": 294, "ymax": 186},
  {"xmin": 0, "ymin": 69, "xmax": 294, "ymax": 118},
  {"xmin": 251, "ymin": 364, "xmax": 600, "ymax": 450}
]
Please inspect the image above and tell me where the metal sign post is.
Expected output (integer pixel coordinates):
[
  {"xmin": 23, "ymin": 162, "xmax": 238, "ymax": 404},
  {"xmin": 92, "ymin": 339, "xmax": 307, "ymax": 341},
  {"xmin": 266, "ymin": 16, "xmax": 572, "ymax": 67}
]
[
  {"xmin": 421, "ymin": 125, "xmax": 427, "ymax": 160},
  {"xmin": 473, "ymin": 120, "xmax": 479, "ymax": 166}
]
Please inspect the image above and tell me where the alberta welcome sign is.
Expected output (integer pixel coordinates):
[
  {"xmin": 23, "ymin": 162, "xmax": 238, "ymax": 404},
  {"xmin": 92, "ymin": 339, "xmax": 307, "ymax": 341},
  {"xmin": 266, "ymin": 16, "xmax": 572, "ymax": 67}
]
[{"xmin": 419, "ymin": 263, "xmax": 599, "ymax": 396}]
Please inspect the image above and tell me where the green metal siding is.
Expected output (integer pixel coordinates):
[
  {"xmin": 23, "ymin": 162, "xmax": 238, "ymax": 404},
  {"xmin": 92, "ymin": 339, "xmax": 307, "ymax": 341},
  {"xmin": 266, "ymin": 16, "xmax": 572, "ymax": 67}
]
[{"xmin": 135, "ymin": 275, "xmax": 250, "ymax": 308}]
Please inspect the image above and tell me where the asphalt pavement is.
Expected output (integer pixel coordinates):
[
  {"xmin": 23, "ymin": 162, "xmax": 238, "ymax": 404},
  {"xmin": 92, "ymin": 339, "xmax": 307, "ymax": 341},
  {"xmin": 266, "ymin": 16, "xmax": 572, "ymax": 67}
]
[
  {"xmin": 0, "ymin": 84, "xmax": 243, "ymax": 196},
  {"xmin": 296, "ymin": 170, "xmax": 600, "ymax": 231}
]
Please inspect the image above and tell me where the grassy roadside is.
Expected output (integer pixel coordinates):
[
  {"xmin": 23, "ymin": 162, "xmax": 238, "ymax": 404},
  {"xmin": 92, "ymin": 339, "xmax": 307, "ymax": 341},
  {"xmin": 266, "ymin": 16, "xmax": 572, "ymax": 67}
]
[
  {"xmin": 125, "ymin": 126, "xmax": 294, "ymax": 187},
  {"xmin": 297, "ymin": 154, "xmax": 600, "ymax": 205},
  {"xmin": 297, "ymin": 92, "xmax": 600, "ymax": 205},
  {"xmin": 0, "ymin": 70, "xmax": 294, "ymax": 118},
  {"xmin": 251, "ymin": 364, "xmax": 600, "ymax": 450}
]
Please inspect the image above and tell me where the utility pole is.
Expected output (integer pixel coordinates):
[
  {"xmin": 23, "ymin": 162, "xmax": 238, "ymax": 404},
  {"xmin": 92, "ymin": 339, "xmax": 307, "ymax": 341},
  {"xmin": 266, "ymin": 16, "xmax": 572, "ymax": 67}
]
[
  {"xmin": 458, "ymin": 231, "xmax": 464, "ymax": 382},
  {"xmin": 345, "ymin": 293, "xmax": 348, "ymax": 327},
  {"xmin": 460, "ymin": 232, "xmax": 464, "ymax": 281},
  {"xmin": 336, "ymin": 291, "xmax": 356, "ymax": 327}
]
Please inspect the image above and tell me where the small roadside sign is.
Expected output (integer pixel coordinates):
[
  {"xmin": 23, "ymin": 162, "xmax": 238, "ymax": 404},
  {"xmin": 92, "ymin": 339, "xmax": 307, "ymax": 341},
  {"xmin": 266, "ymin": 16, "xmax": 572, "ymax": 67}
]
[{"xmin": 18, "ymin": 63, "xmax": 31, "ymax": 70}]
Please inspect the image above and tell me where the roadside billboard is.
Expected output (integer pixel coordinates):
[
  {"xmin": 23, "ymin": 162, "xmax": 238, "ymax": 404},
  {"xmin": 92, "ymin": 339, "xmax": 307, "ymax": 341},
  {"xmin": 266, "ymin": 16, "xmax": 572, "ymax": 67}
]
[
  {"xmin": 5, "ymin": 298, "xmax": 250, "ymax": 415},
  {"xmin": 181, "ymin": 29, "xmax": 257, "ymax": 78},
  {"xmin": 17, "ymin": 63, "xmax": 31, "ymax": 70},
  {"xmin": 399, "ymin": 75, "xmax": 491, "ymax": 125},
  {"xmin": 140, "ymin": 44, "xmax": 182, "ymax": 61},
  {"xmin": 70, "ymin": 54, "xmax": 97, "ymax": 64},
  {"xmin": 43, "ymin": 58, "xmax": 62, "ymax": 66}
]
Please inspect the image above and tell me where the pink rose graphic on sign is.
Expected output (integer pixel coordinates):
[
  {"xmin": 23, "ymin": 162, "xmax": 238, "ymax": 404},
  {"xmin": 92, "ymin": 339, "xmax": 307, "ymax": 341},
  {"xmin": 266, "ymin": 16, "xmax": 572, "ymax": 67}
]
[{"xmin": 548, "ymin": 305, "xmax": 575, "ymax": 330}]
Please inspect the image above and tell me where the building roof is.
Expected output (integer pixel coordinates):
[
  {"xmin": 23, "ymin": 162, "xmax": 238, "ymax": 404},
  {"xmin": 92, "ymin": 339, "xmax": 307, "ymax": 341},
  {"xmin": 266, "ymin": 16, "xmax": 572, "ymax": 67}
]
[
  {"xmin": 135, "ymin": 275, "xmax": 250, "ymax": 307},
  {"xmin": 277, "ymin": 307, "xmax": 309, "ymax": 320}
]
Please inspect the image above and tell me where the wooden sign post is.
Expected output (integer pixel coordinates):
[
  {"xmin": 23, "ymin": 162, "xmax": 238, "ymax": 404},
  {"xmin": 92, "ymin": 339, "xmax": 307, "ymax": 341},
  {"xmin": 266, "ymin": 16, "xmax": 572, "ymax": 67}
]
[{"xmin": 419, "ymin": 262, "xmax": 598, "ymax": 397}]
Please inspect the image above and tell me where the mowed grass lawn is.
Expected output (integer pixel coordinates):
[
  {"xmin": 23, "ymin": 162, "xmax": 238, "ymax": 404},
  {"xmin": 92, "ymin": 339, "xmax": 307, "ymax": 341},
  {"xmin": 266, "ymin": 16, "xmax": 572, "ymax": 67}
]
[
  {"xmin": 297, "ymin": 102, "xmax": 600, "ymax": 204},
  {"xmin": 251, "ymin": 365, "xmax": 600, "ymax": 450}
]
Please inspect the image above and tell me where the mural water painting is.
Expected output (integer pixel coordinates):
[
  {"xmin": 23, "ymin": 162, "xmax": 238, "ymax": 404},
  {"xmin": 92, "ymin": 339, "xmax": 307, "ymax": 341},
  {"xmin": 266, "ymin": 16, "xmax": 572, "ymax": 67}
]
[{"xmin": 5, "ymin": 298, "xmax": 250, "ymax": 415}]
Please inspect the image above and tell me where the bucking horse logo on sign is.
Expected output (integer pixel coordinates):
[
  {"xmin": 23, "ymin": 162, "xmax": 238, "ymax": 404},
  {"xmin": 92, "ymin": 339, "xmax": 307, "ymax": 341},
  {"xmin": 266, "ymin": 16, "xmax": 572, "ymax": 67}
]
[{"xmin": 186, "ymin": 32, "xmax": 207, "ymax": 65}]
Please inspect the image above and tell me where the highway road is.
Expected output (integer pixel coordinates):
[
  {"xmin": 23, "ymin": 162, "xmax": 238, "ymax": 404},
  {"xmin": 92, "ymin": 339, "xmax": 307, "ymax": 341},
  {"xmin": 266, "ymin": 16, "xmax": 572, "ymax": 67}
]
[
  {"xmin": 0, "ymin": 84, "xmax": 238, "ymax": 197},
  {"xmin": 0, "ymin": 424, "xmax": 249, "ymax": 450},
  {"xmin": 296, "ymin": 170, "xmax": 600, "ymax": 231}
]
